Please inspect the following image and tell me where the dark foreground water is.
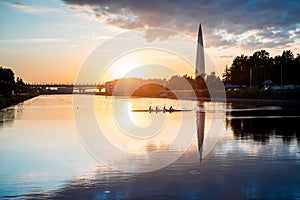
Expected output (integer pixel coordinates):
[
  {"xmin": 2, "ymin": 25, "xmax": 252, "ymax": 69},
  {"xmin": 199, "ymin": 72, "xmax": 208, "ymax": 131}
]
[{"xmin": 0, "ymin": 95, "xmax": 299, "ymax": 199}]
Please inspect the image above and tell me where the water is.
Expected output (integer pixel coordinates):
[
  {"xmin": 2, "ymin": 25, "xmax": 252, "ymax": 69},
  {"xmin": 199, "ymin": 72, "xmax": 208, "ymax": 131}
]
[{"xmin": 0, "ymin": 95, "xmax": 299, "ymax": 199}]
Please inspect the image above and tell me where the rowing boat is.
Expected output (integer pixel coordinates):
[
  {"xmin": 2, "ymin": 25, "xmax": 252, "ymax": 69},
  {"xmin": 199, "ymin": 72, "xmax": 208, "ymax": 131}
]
[{"xmin": 131, "ymin": 109, "xmax": 191, "ymax": 113}]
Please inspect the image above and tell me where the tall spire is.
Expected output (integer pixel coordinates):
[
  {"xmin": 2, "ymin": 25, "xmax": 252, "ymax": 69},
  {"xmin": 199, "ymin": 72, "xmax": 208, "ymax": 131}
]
[{"xmin": 196, "ymin": 23, "xmax": 205, "ymax": 78}]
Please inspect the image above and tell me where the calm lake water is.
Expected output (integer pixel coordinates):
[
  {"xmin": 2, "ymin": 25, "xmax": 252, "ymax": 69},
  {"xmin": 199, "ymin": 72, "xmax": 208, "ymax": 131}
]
[{"xmin": 0, "ymin": 95, "xmax": 300, "ymax": 199}]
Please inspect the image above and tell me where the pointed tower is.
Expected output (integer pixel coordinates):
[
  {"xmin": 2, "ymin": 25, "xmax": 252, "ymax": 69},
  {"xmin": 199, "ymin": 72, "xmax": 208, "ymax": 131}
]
[{"xmin": 195, "ymin": 23, "xmax": 205, "ymax": 78}]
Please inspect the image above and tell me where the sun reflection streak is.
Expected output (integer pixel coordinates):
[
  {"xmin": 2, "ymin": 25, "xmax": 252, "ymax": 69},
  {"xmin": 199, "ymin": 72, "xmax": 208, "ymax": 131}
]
[
  {"xmin": 93, "ymin": 97, "xmax": 185, "ymax": 156},
  {"xmin": 127, "ymin": 101, "xmax": 152, "ymax": 128}
]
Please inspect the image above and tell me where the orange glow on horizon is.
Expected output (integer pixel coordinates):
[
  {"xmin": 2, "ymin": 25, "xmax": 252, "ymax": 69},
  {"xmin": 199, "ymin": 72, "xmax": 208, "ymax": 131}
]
[{"xmin": 100, "ymin": 49, "xmax": 195, "ymax": 83}]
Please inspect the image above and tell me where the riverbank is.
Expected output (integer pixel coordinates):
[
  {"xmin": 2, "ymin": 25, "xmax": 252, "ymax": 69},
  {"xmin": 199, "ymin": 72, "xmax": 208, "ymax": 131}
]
[
  {"xmin": 0, "ymin": 93, "xmax": 38, "ymax": 109},
  {"xmin": 129, "ymin": 89, "xmax": 300, "ymax": 105},
  {"xmin": 65, "ymin": 89, "xmax": 300, "ymax": 106}
]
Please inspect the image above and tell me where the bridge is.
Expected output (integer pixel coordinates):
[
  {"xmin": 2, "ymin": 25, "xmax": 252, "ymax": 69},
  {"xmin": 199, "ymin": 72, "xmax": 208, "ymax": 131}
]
[{"xmin": 29, "ymin": 83, "xmax": 106, "ymax": 93}]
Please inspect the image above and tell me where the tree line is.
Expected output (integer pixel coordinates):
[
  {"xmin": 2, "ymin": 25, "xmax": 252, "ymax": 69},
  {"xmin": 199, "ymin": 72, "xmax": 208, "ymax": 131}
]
[
  {"xmin": 167, "ymin": 72, "xmax": 222, "ymax": 91},
  {"xmin": 0, "ymin": 66, "xmax": 27, "ymax": 96},
  {"xmin": 222, "ymin": 50, "xmax": 300, "ymax": 86}
]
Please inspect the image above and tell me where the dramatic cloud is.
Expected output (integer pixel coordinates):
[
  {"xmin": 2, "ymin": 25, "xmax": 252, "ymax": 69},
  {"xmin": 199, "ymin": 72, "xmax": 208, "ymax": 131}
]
[{"xmin": 62, "ymin": 0, "xmax": 300, "ymax": 49}]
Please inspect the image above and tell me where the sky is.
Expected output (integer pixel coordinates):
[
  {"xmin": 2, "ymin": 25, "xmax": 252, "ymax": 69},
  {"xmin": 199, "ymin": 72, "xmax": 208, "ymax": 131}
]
[{"xmin": 0, "ymin": 0, "xmax": 299, "ymax": 83}]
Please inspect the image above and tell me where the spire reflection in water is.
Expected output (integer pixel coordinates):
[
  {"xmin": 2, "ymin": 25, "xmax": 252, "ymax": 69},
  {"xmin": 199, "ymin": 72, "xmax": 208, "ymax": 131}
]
[{"xmin": 196, "ymin": 101, "xmax": 205, "ymax": 162}]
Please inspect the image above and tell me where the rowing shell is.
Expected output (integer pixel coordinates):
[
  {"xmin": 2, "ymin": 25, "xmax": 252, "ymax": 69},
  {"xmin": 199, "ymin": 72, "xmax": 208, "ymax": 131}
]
[{"xmin": 131, "ymin": 109, "xmax": 191, "ymax": 113}]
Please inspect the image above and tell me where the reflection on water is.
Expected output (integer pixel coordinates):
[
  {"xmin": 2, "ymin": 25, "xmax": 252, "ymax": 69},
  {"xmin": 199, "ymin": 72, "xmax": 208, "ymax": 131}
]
[
  {"xmin": 230, "ymin": 117, "xmax": 300, "ymax": 144},
  {"xmin": 0, "ymin": 95, "xmax": 98, "ymax": 199},
  {"xmin": 0, "ymin": 107, "xmax": 16, "ymax": 128},
  {"xmin": 0, "ymin": 95, "xmax": 299, "ymax": 199},
  {"xmin": 196, "ymin": 102, "xmax": 205, "ymax": 161},
  {"xmin": 0, "ymin": 103, "xmax": 26, "ymax": 129}
]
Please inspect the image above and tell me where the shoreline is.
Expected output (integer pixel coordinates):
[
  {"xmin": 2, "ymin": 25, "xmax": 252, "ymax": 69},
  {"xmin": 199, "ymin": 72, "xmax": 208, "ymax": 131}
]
[
  {"xmin": 94, "ymin": 93, "xmax": 300, "ymax": 106},
  {"xmin": 26, "ymin": 93, "xmax": 300, "ymax": 106},
  {"xmin": 173, "ymin": 96, "xmax": 300, "ymax": 106},
  {"xmin": 0, "ymin": 94, "xmax": 38, "ymax": 109}
]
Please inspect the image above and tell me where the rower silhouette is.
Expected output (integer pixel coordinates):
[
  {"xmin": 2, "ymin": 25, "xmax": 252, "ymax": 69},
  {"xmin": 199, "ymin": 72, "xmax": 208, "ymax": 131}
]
[{"xmin": 169, "ymin": 106, "xmax": 173, "ymax": 113}]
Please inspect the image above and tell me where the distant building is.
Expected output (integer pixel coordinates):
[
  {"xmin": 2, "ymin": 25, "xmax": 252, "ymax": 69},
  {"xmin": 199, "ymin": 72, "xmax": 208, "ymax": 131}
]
[{"xmin": 105, "ymin": 80, "xmax": 118, "ymax": 94}]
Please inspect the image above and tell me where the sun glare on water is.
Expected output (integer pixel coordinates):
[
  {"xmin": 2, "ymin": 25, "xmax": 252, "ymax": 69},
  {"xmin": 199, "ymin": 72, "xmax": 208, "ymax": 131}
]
[{"xmin": 127, "ymin": 101, "xmax": 152, "ymax": 128}]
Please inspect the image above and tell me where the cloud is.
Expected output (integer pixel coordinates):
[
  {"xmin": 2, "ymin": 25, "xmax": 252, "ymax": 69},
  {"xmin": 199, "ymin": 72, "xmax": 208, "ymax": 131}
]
[
  {"xmin": 0, "ymin": 38, "xmax": 67, "ymax": 45},
  {"xmin": 79, "ymin": 34, "xmax": 111, "ymax": 40},
  {"xmin": 218, "ymin": 55, "xmax": 235, "ymax": 59},
  {"xmin": 62, "ymin": 0, "xmax": 300, "ymax": 50},
  {"xmin": 8, "ymin": 2, "xmax": 60, "ymax": 13}
]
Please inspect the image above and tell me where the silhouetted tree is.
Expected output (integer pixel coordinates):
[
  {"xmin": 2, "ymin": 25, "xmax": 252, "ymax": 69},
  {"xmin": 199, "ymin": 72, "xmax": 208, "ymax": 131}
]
[
  {"xmin": 281, "ymin": 50, "xmax": 299, "ymax": 85},
  {"xmin": 15, "ymin": 77, "xmax": 28, "ymax": 93},
  {"xmin": 16, "ymin": 77, "xmax": 25, "ymax": 86},
  {"xmin": 227, "ymin": 54, "xmax": 250, "ymax": 85},
  {"xmin": 0, "ymin": 66, "xmax": 15, "ymax": 96},
  {"xmin": 223, "ymin": 50, "xmax": 300, "ymax": 86},
  {"xmin": 167, "ymin": 75, "xmax": 196, "ymax": 90},
  {"xmin": 206, "ymin": 72, "xmax": 223, "ymax": 90},
  {"xmin": 195, "ymin": 74, "xmax": 207, "ymax": 90}
]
